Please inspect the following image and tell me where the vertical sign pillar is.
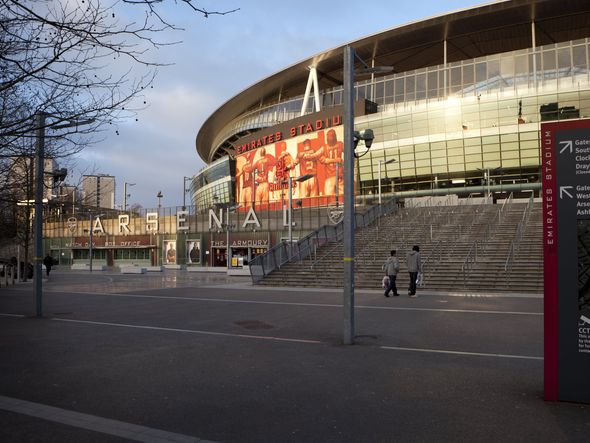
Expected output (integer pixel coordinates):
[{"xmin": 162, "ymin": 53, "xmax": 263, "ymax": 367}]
[{"xmin": 542, "ymin": 118, "xmax": 590, "ymax": 403}]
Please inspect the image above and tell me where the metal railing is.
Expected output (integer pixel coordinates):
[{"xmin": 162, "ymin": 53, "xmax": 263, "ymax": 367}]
[
  {"xmin": 249, "ymin": 198, "xmax": 398, "ymax": 282},
  {"xmin": 460, "ymin": 192, "xmax": 517, "ymax": 287},
  {"xmin": 461, "ymin": 241, "xmax": 479, "ymax": 287},
  {"xmin": 504, "ymin": 194, "xmax": 535, "ymax": 279},
  {"xmin": 420, "ymin": 240, "xmax": 442, "ymax": 287},
  {"xmin": 249, "ymin": 223, "xmax": 343, "ymax": 283}
]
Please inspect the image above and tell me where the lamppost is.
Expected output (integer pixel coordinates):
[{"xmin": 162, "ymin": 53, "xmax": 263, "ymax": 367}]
[
  {"xmin": 378, "ymin": 159, "xmax": 397, "ymax": 205},
  {"xmin": 225, "ymin": 204, "xmax": 241, "ymax": 269},
  {"xmin": 286, "ymin": 174, "xmax": 314, "ymax": 255},
  {"xmin": 123, "ymin": 181, "xmax": 135, "ymax": 211},
  {"xmin": 87, "ymin": 212, "xmax": 105, "ymax": 272},
  {"xmin": 156, "ymin": 191, "xmax": 163, "ymax": 234},
  {"xmin": 342, "ymin": 45, "xmax": 392, "ymax": 344},
  {"xmin": 252, "ymin": 169, "xmax": 258, "ymax": 209},
  {"xmin": 183, "ymin": 176, "xmax": 192, "ymax": 209},
  {"xmin": 33, "ymin": 112, "xmax": 94, "ymax": 318},
  {"xmin": 157, "ymin": 191, "xmax": 163, "ymax": 209},
  {"xmin": 477, "ymin": 167, "xmax": 501, "ymax": 200}
]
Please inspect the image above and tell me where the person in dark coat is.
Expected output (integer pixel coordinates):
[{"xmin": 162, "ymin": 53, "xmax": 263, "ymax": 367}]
[
  {"xmin": 382, "ymin": 249, "xmax": 400, "ymax": 297},
  {"xmin": 43, "ymin": 254, "xmax": 54, "ymax": 276},
  {"xmin": 406, "ymin": 245, "xmax": 422, "ymax": 297}
]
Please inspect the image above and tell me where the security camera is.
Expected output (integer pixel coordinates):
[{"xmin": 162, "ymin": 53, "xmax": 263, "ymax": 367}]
[
  {"xmin": 353, "ymin": 129, "xmax": 375, "ymax": 148},
  {"xmin": 362, "ymin": 129, "xmax": 374, "ymax": 148}
]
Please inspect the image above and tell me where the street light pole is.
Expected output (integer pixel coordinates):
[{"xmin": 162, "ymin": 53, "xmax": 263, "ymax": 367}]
[
  {"xmin": 123, "ymin": 182, "xmax": 135, "ymax": 211},
  {"xmin": 225, "ymin": 204, "xmax": 241, "ymax": 270},
  {"xmin": 33, "ymin": 111, "xmax": 46, "ymax": 318},
  {"xmin": 288, "ymin": 176, "xmax": 293, "ymax": 249},
  {"xmin": 335, "ymin": 162, "xmax": 340, "ymax": 207},
  {"xmin": 157, "ymin": 191, "xmax": 163, "ymax": 210},
  {"xmin": 287, "ymin": 174, "xmax": 314, "ymax": 257},
  {"xmin": 89, "ymin": 213, "xmax": 94, "ymax": 272},
  {"xmin": 343, "ymin": 45, "xmax": 355, "ymax": 345},
  {"xmin": 342, "ymin": 46, "xmax": 393, "ymax": 344},
  {"xmin": 33, "ymin": 112, "xmax": 94, "ymax": 318},
  {"xmin": 378, "ymin": 159, "xmax": 397, "ymax": 206}
]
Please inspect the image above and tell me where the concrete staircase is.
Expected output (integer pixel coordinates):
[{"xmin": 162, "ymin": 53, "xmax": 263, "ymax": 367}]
[{"xmin": 257, "ymin": 201, "xmax": 543, "ymax": 294}]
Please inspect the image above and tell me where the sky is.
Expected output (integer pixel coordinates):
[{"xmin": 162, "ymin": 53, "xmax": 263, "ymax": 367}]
[{"xmin": 72, "ymin": 0, "xmax": 488, "ymax": 209}]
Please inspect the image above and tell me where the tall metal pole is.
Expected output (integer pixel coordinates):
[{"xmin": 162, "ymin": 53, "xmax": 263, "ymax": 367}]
[
  {"xmin": 378, "ymin": 160, "xmax": 383, "ymax": 205},
  {"xmin": 89, "ymin": 213, "xmax": 94, "ymax": 272},
  {"xmin": 288, "ymin": 176, "xmax": 293, "ymax": 256},
  {"xmin": 335, "ymin": 162, "xmax": 340, "ymax": 207},
  {"xmin": 123, "ymin": 182, "xmax": 127, "ymax": 211},
  {"xmin": 343, "ymin": 45, "xmax": 355, "ymax": 345},
  {"xmin": 226, "ymin": 208, "xmax": 231, "ymax": 269},
  {"xmin": 34, "ymin": 112, "xmax": 46, "ymax": 318}
]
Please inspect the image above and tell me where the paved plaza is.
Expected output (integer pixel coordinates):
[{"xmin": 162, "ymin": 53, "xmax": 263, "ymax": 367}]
[{"xmin": 0, "ymin": 269, "xmax": 589, "ymax": 442}]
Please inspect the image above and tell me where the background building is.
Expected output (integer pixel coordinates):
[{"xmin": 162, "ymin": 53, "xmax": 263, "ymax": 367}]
[
  {"xmin": 81, "ymin": 174, "xmax": 115, "ymax": 209},
  {"xmin": 9, "ymin": 157, "xmax": 58, "ymax": 202}
]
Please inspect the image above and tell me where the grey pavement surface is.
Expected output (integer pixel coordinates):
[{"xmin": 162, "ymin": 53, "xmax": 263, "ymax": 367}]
[{"xmin": 0, "ymin": 268, "xmax": 589, "ymax": 442}]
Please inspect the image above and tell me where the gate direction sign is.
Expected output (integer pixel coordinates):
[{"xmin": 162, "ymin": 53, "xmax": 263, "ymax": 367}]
[{"xmin": 542, "ymin": 118, "xmax": 590, "ymax": 403}]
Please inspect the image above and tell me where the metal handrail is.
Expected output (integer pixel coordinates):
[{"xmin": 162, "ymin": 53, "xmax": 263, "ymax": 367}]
[
  {"xmin": 347, "ymin": 198, "xmax": 399, "ymax": 259},
  {"xmin": 250, "ymin": 198, "xmax": 397, "ymax": 282},
  {"xmin": 498, "ymin": 192, "xmax": 514, "ymax": 223},
  {"xmin": 461, "ymin": 241, "xmax": 478, "ymax": 287},
  {"xmin": 420, "ymin": 240, "xmax": 442, "ymax": 287},
  {"xmin": 504, "ymin": 194, "xmax": 535, "ymax": 276}
]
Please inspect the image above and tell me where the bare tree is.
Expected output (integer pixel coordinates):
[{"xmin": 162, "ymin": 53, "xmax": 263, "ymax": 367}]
[
  {"xmin": 0, "ymin": 0, "xmax": 238, "ymax": 264},
  {"xmin": 1, "ymin": 0, "xmax": 238, "ymax": 152}
]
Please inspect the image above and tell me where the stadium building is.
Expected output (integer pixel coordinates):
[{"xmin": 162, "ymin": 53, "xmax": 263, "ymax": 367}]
[
  {"xmin": 194, "ymin": 0, "xmax": 590, "ymax": 207},
  {"xmin": 43, "ymin": 0, "xmax": 590, "ymax": 271}
]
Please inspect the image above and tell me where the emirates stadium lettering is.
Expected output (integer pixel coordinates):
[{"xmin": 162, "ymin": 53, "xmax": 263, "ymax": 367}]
[{"xmin": 236, "ymin": 115, "xmax": 342, "ymax": 155}]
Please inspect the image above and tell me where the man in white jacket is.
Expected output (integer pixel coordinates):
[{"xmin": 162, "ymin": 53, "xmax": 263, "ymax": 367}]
[
  {"xmin": 382, "ymin": 250, "xmax": 400, "ymax": 297},
  {"xmin": 406, "ymin": 245, "xmax": 422, "ymax": 297}
]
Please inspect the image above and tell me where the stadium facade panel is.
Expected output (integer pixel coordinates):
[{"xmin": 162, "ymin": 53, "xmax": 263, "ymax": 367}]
[{"xmin": 194, "ymin": 0, "xmax": 590, "ymax": 208}]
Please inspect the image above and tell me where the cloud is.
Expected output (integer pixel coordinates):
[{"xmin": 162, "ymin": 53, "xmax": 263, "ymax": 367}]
[{"xmin": 72, "ymin": 83, "xmax": 215, "ymax": 207}]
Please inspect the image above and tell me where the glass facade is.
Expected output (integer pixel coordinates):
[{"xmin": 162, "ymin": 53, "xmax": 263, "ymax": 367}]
[
  {"xmin": 210, "ymin": 38, "xmax": 590, "ymax": 199},
  {"xmin": 193, "ymin": 157, "xmax": 235, "ymax": 210}
]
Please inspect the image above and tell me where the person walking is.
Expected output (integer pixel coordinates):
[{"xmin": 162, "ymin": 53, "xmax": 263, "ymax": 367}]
[
  {"xmin": 43, "ymin": 254, "xmax": 54, "ymax": 277},
  {"xmin": 382, "ymin": 249, "xmax": 400, "ymax": 297},
  {"xmin": 406, "ymin": 245, "xmax": 422, "ymax": 297}
]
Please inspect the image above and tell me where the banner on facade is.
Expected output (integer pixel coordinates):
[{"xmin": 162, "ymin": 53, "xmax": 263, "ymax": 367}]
[
  {"xmin": 164, "ymin": 240, "xmax": 177, "ymax": 264},
  {"xmin": 235, "ymin": 120, "xmax": 345, "ymax": 210}
]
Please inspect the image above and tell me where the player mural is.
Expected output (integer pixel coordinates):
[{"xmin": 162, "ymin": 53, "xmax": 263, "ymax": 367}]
[{"xmin": 235, "ymin": 125, "xmax": 345, "ymax": 210}]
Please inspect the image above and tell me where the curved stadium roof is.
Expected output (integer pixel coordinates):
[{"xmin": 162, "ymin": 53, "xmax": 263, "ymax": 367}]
[{"xmin": 196, "ymin": 0, "xmax": 590, "ymax": 163}]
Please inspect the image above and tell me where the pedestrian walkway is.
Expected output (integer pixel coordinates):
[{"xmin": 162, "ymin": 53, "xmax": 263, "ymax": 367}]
[{"xmin": 0, "ymin": 271, "xmax": 587, "ymax": 442}]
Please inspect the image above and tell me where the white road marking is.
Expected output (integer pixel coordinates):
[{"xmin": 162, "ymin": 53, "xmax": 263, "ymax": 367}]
[
  {"xmin": 51, "ymin": 317, "xmax": 323, "ymax": 344},
  {"xmin": 380, "ymin": 345, "xmax": 543, "ymax": 360},
  {"xmin": 0, "ymin": 394, "xmax": 215, "ymax": 442},
  {"xmin": 0, "ymin": 313, "xmax": 542, "ymax": 361},
  {"xmin": 49, "ymin": 291, "xmax": 542, "ymax": 316}
]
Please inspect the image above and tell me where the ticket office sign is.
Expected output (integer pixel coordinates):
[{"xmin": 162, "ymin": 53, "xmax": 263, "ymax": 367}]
[{"xmin": 542, "ymin": 118, "xmax": 590, "ymax": 403}]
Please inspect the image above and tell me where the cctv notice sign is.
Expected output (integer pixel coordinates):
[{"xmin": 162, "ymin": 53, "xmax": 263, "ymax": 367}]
[{"xmin": 542, "ymin": 118, "xmax": 590, "ymax": 403}]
